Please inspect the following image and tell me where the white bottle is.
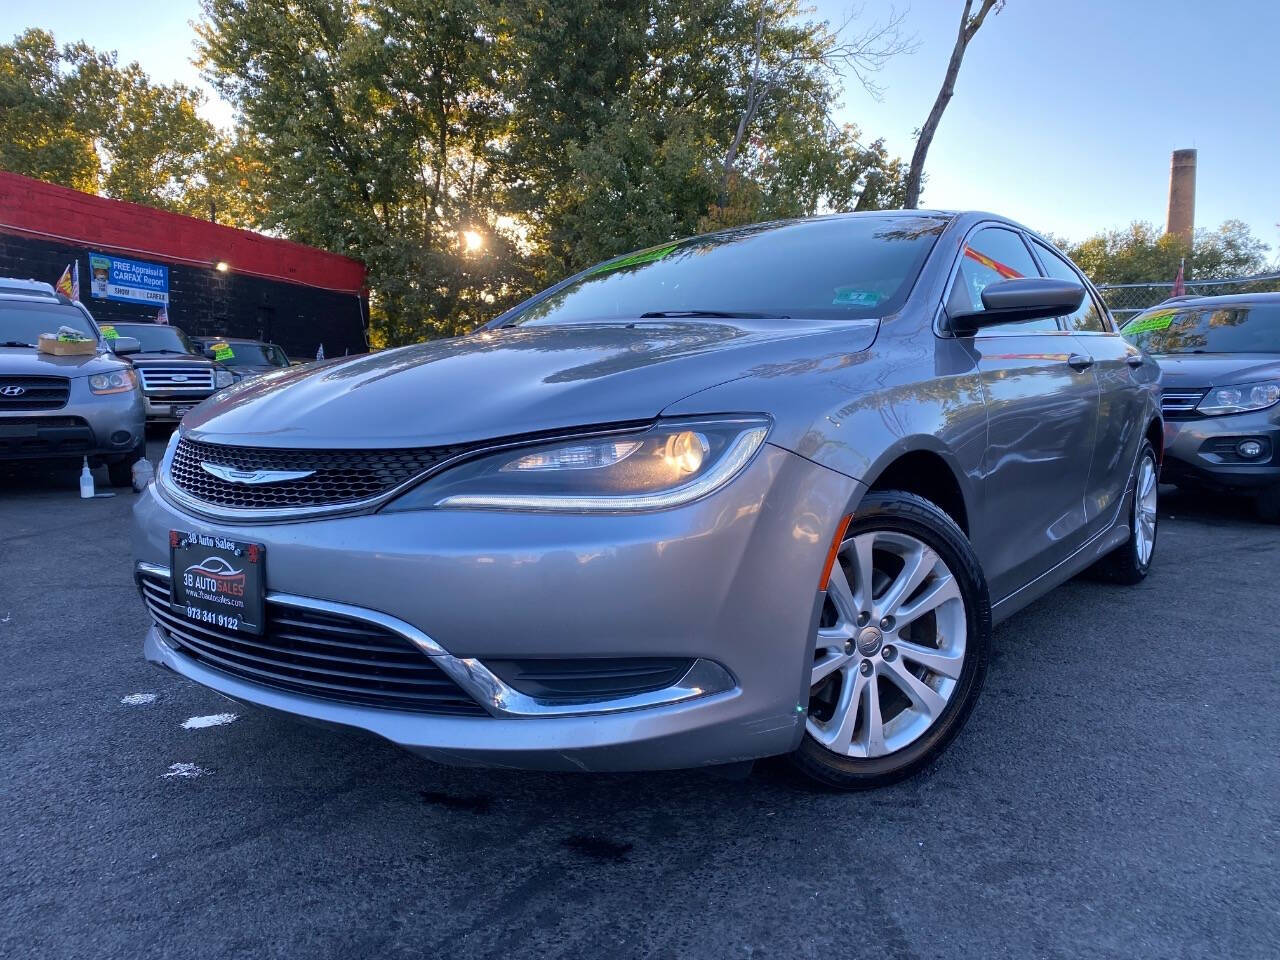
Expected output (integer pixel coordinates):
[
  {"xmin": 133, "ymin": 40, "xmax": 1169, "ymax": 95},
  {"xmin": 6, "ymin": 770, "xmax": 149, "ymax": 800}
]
[{"xmin": 79, "ymin": 457, "xmax": 95, "ymax": 499}]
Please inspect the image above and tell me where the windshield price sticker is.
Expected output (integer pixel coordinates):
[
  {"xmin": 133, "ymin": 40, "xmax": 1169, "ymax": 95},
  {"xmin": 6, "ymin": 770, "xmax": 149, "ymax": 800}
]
[
  {"xmin": 99, "ymin": 324, "xmax": 118, "ymax": 340},
  {"xmin": 212, "ymin": 342, "xmax": 235, "ymax": 361},
  {"xmin": 1125, "ymin": 310, "xmax": 1176, "ymax": 335}
]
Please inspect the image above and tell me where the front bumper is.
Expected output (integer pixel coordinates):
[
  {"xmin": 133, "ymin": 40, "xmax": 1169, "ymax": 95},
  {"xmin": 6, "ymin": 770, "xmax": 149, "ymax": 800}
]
[
  {"xmin": 0, "ymin": 385, "xmax": 144, "ymax": 462},
  {"xmin": 133, "ymin": 444, "xmax": 860, "ymax": 771},
  {"xmin": 1163, "ymin": 406, "xmax": 1280, "ymax": 492}
]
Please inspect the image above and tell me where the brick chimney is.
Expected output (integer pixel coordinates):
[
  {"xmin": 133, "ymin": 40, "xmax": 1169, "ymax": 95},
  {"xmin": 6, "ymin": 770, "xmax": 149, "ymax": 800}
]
[{"xmin": 1165, "ymin": 149, "xmax": 1197, "ymax": 247}]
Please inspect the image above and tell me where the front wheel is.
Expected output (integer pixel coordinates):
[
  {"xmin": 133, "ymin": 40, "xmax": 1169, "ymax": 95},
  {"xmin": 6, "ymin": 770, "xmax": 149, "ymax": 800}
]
[{"xmin": 788, "ymin": 490, "xmax": 992, "ymax": 790}]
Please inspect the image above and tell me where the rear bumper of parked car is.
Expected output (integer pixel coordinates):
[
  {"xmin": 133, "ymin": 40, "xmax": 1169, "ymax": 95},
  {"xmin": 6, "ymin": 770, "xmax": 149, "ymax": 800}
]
[
  {"xmin": 0, "ymin": 388, "xmax": 144, "ymax": 463},
  {"xmin": 132, "ymin": 444, "xmax": 860, "ymax": 771},
  {"xmin": 1163, "ymin": 407, "xmax": 1280, "ymax": 491}
]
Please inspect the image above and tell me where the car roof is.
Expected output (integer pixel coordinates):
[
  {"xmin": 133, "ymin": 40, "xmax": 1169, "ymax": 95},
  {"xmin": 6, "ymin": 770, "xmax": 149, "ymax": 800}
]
[
  {"xmin": 1138, "ymin": 291, "xmax": 1280, "ymax": 311},
  {"xmin": 0, "ymin": 278, "xmax": 75, "ymax": 305},
  {"xmin": 192, "ymin": 336, "xmax": 267, "ymax": 344}
]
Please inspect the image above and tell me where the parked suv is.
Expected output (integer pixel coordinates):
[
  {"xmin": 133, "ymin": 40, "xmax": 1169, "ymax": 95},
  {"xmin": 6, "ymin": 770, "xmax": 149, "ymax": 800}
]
[
  {"xmin": 134, "ymin": 211, "xmax": 1161, "ymax": 788},
  {"xmin": 1122, "ymin": 292, "xmax": 1280, "ymax": 519},
  {"xmin": 190, "ymin": 336, "xmax": 291, "ymax": 381},
  {"xmin": 1, "ymin": 279, "xmax": 145, "ymax": 485},
  {"xmin": 110, "ymin": 322, "xmax": 235, "ymax": 423}
]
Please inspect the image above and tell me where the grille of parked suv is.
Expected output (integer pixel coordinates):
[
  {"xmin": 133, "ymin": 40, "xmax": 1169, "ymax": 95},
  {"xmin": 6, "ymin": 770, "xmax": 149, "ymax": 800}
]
[
  {"xmin": 0, "ymin": 375, "xmax": 69, "ymax": 410},
  {"xmin": 137, "ymin": 571, "xmax": 488, "ymax": 715},
  {"xmin": 136, "ymin": 366, "xmax": 214, "ymax": 394},
  {"xmin": 169, "ymin": 436, "xmax": 467, "ymax": 510},
  {"xmin": 1161, "ymin": 389, "xmax": 1208, "ymax": 421}
]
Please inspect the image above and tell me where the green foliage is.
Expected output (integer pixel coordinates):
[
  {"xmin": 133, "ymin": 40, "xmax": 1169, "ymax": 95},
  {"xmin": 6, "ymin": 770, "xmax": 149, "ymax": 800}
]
[
  {"xmin": 1064, "ymin": 220, "xmax": 1272, "ymax": 284},
  {"xmin": 0, "ymin": 28, "xmax": 252, "ymax": 226}
]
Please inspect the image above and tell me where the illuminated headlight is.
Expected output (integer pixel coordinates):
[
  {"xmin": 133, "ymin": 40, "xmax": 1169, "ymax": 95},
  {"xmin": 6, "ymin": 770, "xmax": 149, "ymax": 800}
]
[
  {"xmin": 1196, "ymin": 380, "xmax": 1280, "ymax": 416},
  {"xmin": 88, "ymin": 369, "xmax": 138, "ymax": 395},
  {"xmin": 385, "ymin": 417, "xmax": 769, "ymax": 513},
  {"xmin": 214, "ymin": 369, "xmax": 235, "ymax": 389}
]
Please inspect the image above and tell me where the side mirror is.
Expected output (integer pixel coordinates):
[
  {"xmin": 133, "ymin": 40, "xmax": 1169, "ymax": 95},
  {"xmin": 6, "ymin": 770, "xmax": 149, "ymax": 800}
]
[
  {"xmin": 110, "ymin": 336, "xmax": 141, "ymax": 355},
  {"xmin": 949, "ymin": 278, "xmax": 1085, "ymax": 335}
]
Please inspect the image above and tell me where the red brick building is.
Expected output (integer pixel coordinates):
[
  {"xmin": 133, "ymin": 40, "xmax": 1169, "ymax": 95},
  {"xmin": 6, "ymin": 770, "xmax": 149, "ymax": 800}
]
[{"xmin": 0, "ymin": 172, "xmax": 368, "ymax": 358}]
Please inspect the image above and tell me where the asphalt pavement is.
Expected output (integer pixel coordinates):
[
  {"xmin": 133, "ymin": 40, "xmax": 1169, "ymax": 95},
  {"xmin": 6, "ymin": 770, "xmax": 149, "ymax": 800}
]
[{"xmin": 1, "ymin": 437, "xmax": 1276, "ymax": 959}]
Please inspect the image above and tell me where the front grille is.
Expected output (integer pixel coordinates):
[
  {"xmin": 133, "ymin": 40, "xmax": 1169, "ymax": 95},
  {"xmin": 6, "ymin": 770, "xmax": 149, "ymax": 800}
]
[
  {"xmin": 169, "ymin": 437, "xmax": 467, "ymax": 511},
  {"xmin": 1162, "ymin": 389, "xmax": 1207, "ymax": 421},
  {"xmin": 0, "ymin": 376, "xmax": 69, "ymax": 410},
  {"xmin": 137, "ymin": 365, "xmax": 214, "ymax": 395},
  {"xmin": 138, "ymin": 572, "xmax": 487, "ymax": 715}
]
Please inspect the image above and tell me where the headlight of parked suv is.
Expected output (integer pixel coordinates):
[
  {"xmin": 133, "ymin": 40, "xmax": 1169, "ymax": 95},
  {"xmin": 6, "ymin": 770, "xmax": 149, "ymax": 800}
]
[
  {"xmin": 214, "ymin": 369, "xmax": 235, "ymax": 389},
  {"xmin": 88, "ymin": 369, "xmax": 138, "ymax": 395},
  {"xmin": 385, "ymin": 417, "xmax": 770, "ymax": 513},
  {"xmin": 1196, "ymin": 380, "xmax": 1280, "ymax": 416}
]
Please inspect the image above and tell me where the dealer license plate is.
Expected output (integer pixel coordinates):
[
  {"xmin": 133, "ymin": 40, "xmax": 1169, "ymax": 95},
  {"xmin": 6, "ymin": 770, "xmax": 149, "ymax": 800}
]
[
  {"xmin": 169, "ymin": 530, "xmax": 265, "ymax": 635},
  {"xmin": 171, "ymin": 404, "xmax": 196, "ymax": 419}
]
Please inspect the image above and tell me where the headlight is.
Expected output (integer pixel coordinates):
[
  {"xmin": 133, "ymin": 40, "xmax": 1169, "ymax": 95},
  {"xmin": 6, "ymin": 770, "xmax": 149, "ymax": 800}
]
[
  {"xmin": 214, "ymin": 369, "xmax": 235, "ymax": 389},
  {"xmin": 88, "ymin": 369, "xmax": 138, "ymax": 395},
  {"xmin": 385, "ymin": 417, "xmax": 770, "ymax": 513},
  {"xmin": 1196, "ymin": 380, "xmax": 1280, "ymax": 416}
]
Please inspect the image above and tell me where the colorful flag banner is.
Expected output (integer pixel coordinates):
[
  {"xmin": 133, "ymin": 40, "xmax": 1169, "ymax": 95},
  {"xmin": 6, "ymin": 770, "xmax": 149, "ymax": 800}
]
[
  {"xmin": 71, "ymin": 261, "xmax": 81, "ymax": 301},
  {"xmin": 316, "ymin": 344, "xmax": 325, "ymax": 361},
  {"xmin": 1171, "ymin": 259, "xmax": 1185, "ymax": 297},
  {"xmin": 156, "ymin": 305, "xmax": 169, "ymax": 325},
  {"xmin": 55, "ymin": 263, "xmax": 74, "ymax": 298}
]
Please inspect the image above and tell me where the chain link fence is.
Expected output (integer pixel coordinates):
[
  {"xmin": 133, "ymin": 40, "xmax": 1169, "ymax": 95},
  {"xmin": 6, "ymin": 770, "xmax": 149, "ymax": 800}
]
[{"xmin": 1097, "ymin": 272, "xmax": 1280, "ymax": 321}]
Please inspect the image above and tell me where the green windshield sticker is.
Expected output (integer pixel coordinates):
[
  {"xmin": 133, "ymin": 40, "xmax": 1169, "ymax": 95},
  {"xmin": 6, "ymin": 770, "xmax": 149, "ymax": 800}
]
[
  {"xmin": 1124, "ymin": 310, "xmax": 1176, "ymax": 336},
  {"xmin": 99, "ymin": 324, "xmax": 118, "ymax": 340},
  {"xmin": 213, "ymin": 342, "xmax": 235, "ymax": 361},
  {"xmin": 588, "ymin": 242, "xmax": 680, "ymax": 276},
  {"xmin": 833, "ymin": 287, "xmax": 882, "ymax": 306}
]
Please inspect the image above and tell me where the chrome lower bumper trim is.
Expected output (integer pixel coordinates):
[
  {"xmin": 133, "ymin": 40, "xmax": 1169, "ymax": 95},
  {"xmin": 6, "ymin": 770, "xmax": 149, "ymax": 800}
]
[{"xmin": 135, "ymin": 562, "xmax": 736, "ymax": 718}]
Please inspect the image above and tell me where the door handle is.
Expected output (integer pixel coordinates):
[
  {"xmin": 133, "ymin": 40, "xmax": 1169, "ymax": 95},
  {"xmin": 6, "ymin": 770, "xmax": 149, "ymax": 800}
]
[
  {"xmin": 1067, "ymin": 354, "xmax": 1094, "ymax": 371},
  {"xmin": 1126, "ymin": 355, "xmax": 1144, "ymax": 368}
]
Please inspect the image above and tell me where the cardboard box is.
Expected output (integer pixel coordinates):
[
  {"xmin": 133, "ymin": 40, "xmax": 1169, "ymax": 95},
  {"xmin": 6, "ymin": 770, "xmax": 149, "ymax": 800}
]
[{"xmin": 37, "ymin": 333, "xmax": 97, "ymax": 356}]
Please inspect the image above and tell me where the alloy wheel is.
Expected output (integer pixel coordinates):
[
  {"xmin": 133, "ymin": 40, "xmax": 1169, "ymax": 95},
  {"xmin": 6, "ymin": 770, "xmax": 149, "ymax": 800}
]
[
  {"xmin": 807, "ymin": 530, "xmax": 967, "ymax": 759},
  {"xmin": 1135, "ymin": 453, "xmax": 1158, "ymax": 566}
]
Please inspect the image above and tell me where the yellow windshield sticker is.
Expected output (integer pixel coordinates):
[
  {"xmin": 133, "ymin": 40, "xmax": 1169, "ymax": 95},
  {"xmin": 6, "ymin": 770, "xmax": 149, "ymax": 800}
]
[
  {"xmin": 1124, "ymin": 310, "xmax": 1176, "ymax": 335},
  {"xmin": 100, "ymin": 324, "xmax": 118, "ymax": 339},
  {"xmin": 212, "ymin": 342, "xmax": 235, "ymax": 361}
]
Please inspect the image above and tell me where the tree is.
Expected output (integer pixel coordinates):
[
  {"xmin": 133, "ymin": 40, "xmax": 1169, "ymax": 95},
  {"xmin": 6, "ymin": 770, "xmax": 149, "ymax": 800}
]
[
  {"xmin": 0, "ymin": 29, "xmax": 253, "ymax": 226},
  {"xmin": 903, "ymin": 0, "xmax": 1002, "ymax": 209},
  {"xmin": 1064, "ymin": 220, "xmax": 1272, "ymax": 285}
]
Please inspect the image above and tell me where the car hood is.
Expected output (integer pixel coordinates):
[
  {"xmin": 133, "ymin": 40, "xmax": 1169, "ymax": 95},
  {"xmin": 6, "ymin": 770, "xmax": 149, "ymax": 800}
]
[
  {"xmin": 184, "ymin": 318, "xmax": 879, "ymax": 448},
  {"xmin": 1154, "ymin": 353, "xmax": 1280, "ymax": 389},
  {"xmin": 0, "ymin": 345, "xmax": 130, "ymax": 377}
]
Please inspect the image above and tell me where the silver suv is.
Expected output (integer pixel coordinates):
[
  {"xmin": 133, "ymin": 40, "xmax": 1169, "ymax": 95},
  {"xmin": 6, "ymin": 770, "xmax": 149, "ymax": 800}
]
[{"xmin": 0, "ymin": 279, "xmax": 145, "ymax": 486}]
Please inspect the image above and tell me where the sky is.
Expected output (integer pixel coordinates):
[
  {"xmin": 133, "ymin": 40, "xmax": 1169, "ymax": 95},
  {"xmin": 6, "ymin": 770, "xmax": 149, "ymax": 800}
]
[{"xmin": 10, "ymin": 0, "xmax": 1280, "ymax": 249}]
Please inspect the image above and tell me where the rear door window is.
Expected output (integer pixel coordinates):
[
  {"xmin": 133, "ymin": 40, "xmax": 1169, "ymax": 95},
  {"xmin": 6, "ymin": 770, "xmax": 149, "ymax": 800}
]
[{"xmin": 949, "ymin": 227, "xmax": 1056, "ymax": 332}]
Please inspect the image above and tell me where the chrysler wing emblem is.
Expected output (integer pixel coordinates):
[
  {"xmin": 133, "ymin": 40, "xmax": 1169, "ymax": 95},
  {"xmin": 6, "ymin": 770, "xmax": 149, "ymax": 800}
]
[{"xmin": 200, "ymin": 462, "xmax": 315, "ymax": 485}]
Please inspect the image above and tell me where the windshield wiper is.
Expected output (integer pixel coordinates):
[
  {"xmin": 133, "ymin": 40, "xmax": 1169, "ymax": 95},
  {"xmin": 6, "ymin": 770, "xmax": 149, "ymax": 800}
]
[
  {"xmin": 639, "ymin": 309, "xmax": 786, "ymax": 319},
  {"xmin": 0, "ymin": 340, "xmax": 36, "ymax": 348}
]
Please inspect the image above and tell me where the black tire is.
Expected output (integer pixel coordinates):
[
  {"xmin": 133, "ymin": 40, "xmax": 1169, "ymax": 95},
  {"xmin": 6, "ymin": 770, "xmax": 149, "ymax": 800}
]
[
  {"xmin": 1256, "ymin": 486, "xmax": 1280, "ymax": 523},
  {"xmin": 787, "ymin": 490, "xmax": 992, "ymax": 790},
  {"xmin": 107, "ymin": 440, "xmax": 146, "ymax": 488},
  {"xmin": 1089, "ymin": 440, "xmax": 1159, "ymax": 585}
]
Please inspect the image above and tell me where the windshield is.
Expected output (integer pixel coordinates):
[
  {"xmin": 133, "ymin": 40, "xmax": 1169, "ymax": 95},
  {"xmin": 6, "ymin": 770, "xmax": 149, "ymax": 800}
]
[
  {"xmin": 207, "ymin": 342, "xmax": 290, "ymax": 367},
  {"xmin": 115, "ymin": 324, "xmax": 195, "ymax": 354},
  {"xmin": 0, "ymin": 301, "xmax": 97, "ymax": 346},
  {"xmin": 1122, "ymin": 304, "xmax": 1280, "ymax": 354},
  {"xmin": 505, "ymin": 216, "xmax": 947, "ymax": 326}
]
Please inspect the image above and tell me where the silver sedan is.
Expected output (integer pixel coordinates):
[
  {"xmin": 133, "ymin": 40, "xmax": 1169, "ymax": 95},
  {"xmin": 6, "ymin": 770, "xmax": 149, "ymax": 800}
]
[{"xmin": 133, "ymin": 211, "xmax": 1162, "ymax": 788}]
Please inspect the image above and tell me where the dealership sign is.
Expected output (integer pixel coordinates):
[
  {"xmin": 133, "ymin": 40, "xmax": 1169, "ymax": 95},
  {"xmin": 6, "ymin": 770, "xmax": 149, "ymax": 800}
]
[{"xmin": 89, "ymin": 252, "xmax": 169, "ymax": 306}]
